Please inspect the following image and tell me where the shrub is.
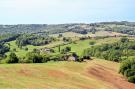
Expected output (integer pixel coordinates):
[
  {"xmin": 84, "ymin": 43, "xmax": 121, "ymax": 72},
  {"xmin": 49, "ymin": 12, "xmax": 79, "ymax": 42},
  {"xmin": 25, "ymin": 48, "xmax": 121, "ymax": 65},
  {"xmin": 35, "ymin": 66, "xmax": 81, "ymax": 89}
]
[
  {"xmin": 0, "ymin": 43, "xmax": 10, "ymax": 54},
  {"xmin": 89, "ymin": 41, "xmax": 95, "ymax": 45},
  {"xmin": 119, "ymin": 59, "xmax": 131, "ymax": 75},
  {"xmin": 120, "ymin": 37, "xmax": 129, "ymax": 43},
  {"xmin": 124, "ymin": 69, "xmax": 135, "ymax": 77},
  {"xmin": 119, "ymin": 59, "xmax": 135, "ymax": 83},
  {"xmin": 42, "ymin": 55, "xmax": 50, "ymax": 63},
  {"xmin": 128, "ymin": 76, "xmax": 135, "ymax": 83},
  {"xmin": 76, "ymin": 57, "xmax": 84, "ymax": 62},
  {"xmin": 13, "ymin": 48, "xmax": 16, "ymax": 52},
  {"xmin": 6, "ymin": 52, "xmax": 19, "ymax": 63},
  {"xmin": 25, "ymin": 52, "xmax": 42, "ymax": 63},
  {"xmin": 83, "ymin": 56, "xmax": 91, "ymax": 60},
  {"xmin": 24, "ymin": 47, "xmax": 28, "ymax": 51},
  {"xmin": 61, "ymin": 46, "xmax": 71, "ymax": 53}
]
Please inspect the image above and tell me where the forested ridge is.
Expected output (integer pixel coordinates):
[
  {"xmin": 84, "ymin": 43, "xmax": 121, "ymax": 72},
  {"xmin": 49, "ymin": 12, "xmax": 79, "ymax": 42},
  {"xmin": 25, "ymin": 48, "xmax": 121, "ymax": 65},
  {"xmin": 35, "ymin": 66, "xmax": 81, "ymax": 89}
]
[{"xmin": 0, "ymin": 21, "xmax": 135, "ymax": 35}]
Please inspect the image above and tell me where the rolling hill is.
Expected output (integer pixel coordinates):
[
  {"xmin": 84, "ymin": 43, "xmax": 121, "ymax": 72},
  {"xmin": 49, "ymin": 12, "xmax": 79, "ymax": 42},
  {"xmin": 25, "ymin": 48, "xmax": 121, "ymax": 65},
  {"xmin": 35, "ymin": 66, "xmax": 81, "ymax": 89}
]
[{"xmin": 0, "ymin": 59, "xmax": 134, "ymax": 89}]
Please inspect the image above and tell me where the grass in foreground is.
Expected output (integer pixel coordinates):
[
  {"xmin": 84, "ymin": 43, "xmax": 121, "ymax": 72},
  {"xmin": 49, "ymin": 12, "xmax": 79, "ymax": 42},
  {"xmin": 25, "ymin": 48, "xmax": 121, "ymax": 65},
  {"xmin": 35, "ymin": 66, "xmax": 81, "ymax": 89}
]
[
  {"xmin": 0, "ymin": 59, "xmax": 117, "ymax": 89},
  {"xmin": 0, "ymin": 59, "xmax": 134, "ymax": 89}
]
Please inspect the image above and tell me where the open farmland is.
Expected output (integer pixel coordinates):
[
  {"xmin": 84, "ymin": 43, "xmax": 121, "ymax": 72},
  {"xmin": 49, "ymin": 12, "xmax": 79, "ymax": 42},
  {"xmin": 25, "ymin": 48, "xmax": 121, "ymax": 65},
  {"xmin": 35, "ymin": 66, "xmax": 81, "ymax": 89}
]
[
  {"xmin": 50, "ymin": 32, "xmax": 84, "ymax": 38},
  {"xmin": 6, "ymin": 40, "xmax": 64, "ymax": 57},
  {"xmin": 53, "ymin": 37, "xmax": 121, "ymax": 55},
  {"xmin": 0, "ymin": 59, "xmax": 134, "ymax": 89},
  {"xmin": 50, "ymin": 31, "xmax": 128, "ymax": 38},
  {"xmin": 86, "ymin": 31, "xmax": 128, "ymax": 37}
]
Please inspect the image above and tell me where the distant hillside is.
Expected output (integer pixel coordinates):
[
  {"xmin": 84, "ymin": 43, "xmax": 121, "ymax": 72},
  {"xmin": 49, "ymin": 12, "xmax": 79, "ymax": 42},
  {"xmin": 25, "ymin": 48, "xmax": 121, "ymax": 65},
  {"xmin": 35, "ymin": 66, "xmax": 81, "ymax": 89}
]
[{"xmin": 0, "ymin": 21, "xmax": 135, "ymax": 35}]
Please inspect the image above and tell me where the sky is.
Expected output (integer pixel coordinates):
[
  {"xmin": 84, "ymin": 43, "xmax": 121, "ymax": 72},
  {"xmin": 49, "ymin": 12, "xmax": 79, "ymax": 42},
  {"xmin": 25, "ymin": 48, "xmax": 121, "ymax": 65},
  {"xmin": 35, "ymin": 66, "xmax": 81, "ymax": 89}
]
[{"xmin": 0, "ymin": 0, "xmax": 135, "ymax": 24}]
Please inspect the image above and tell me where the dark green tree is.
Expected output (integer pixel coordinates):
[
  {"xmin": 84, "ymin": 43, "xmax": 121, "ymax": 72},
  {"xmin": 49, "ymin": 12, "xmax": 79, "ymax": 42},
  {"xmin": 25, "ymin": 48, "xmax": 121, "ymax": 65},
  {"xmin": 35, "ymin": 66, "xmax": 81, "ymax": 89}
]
[{"xmin": 6, "ymin": 52, "xmax": 19, "ymax": 63}]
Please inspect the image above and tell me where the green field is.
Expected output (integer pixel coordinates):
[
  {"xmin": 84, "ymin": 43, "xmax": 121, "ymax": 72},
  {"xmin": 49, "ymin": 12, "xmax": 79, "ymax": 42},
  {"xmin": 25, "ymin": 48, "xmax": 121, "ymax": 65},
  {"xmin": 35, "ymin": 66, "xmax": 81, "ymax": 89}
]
[
  {"xmin": 6, "ymin": 40, "xmax": 64, "ymax": 57},
  {"xmin": 50, "ymin": 32, "xmax": 84, "ymax": 38},
  {"xmin": 5, "ymin": 37, "xmax": 121, "ymax": 57},
  {"xmin": 0, "ymin": 59, "xmax": 119, "ymax": 89},
  {"xmin": 0, "ymin": 59, "xmax": 134, "ymax": 89},
  {"xmin": 54, "ymin": 37, "xmax": 121, "ymax": 55}
]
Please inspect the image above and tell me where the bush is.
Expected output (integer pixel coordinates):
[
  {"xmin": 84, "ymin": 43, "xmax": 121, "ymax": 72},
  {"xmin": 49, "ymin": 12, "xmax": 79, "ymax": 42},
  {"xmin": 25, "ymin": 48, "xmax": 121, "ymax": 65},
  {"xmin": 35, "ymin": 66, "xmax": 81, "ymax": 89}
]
[
  {"xmin": 124, "ymin": 69, "xmax": 135, "ymax": 77},
  {"xmin": 6, "ymin": 52, "xmax": 19, "ymax": 63},
  {"xmin": 82, "ymin": 55, "xmax": 91, "ymax": 60},
  {"xmin": 13, "ymin": 48, "xmax": 16, "ymax": 52},
  {"xmin": 24, "ymin": 47, "xmax": 28, "ymax": 51},
  {"xmin": 42, "ymin": 55, "xmax": 50, "ymax": 63},
  {"xmin": 89, "ymin": 41, "xmax": 95, "ymax": 45},
  {"xmin": 25, "ymin": 52, "xmax": 42, "ymax": 63},
  {"xmin": 61, "ymin": 46, "xmax": 71, "ymax": 53},
  {"xmin": 119, "ymin": 59, "xmax": 135, "ymax": 83},
  {"xmin": 128, "ymin": 76, "xmax": 135, "ymax": 83},
  {"xmin": 120, "ymin": 37, "xmax": 129, "ymax": 43},
  {"xmin": 0, "ymin": 43, "xmax": 10, "ymax": 54},
  {"xmin": 25, "ymin": 52, "xmax": 66, "ymax": 63},
  {"xmin": 76, "ymin": 57, "xmax": 84, "ymax": 62}
]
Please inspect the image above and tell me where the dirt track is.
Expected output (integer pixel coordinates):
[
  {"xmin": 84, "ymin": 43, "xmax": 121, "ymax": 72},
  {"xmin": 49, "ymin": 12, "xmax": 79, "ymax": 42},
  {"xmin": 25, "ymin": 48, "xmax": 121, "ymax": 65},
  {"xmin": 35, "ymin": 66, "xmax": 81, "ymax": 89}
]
[{"xmin": 87, "ymin": 62, "xmax": 135, "ymax": 89}]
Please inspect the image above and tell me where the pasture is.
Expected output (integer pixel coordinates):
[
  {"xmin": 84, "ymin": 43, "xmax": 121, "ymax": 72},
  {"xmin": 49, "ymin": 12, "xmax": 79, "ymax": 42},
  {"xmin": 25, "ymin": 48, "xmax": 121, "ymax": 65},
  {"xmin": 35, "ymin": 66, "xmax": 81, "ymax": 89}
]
[
  {"xmin": 0, "ymin": 59, "xmax": 134, "ymax": 89},
  {"xmin": 53, "ymin": 37, "xmax": 121, "ymax": 55}
]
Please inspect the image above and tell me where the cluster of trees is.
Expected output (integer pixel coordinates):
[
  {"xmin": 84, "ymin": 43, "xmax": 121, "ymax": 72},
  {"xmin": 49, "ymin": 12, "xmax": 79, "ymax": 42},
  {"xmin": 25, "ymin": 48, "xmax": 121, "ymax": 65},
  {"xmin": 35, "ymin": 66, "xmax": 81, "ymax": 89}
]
[
  {"xmin": 0, "ymin": 24, "xmax": 47, "ymax": 35},
  {"xmin": 63, "ymin": 37, "xmax": 72, "ymax": 42},
  {"xmin": 16, "ymin": 34, "xmax": 56, "ymax": 48},
  {"xmin": 6, "ymin": 52, "xmax": 19, "ymax": 63},
  {"xmin": 24, "ymin": 52, "xmax": 65, "ymax": 63},
  {"xmin": 100, "ymin": 22, "xmax": 135, "ymax": 35},
  {"xmin": 0, "ymin": 43, "xmax": 10, "ymax": 55},
  {"xmin": 109, "ymin": 26, "xmax": 135, "ymax": 35},
  {"xmin": 60, "ymin": 46, "xmax": 91, "ymax": 62},
  {"xmin": 24, "ymin": 51, "xmax": 84, "ymax": 63},
  {"xmin": 61, "ymin": 46, "xmax": 71, "ymax": 54},
  {"xmin": 119, "ymin": 59, "xmax": 135, "ymax": 83},
  {"xmin": 83, "ymin": 38, "xmax": 135, "ymax": 62},
  {"xmin": 2, "ymin": 51, "xmax": 85, "ymax": 64},
  {"xmin": 0, "ymin": 34, "xmax": 19, "ymax": 43}
]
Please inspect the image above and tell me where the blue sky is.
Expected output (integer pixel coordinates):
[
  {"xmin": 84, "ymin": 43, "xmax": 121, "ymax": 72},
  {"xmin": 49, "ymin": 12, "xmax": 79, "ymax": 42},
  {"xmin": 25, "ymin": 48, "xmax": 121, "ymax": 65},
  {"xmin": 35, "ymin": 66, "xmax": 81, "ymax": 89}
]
[{"xmin": 0, "ymin": 0, "xmax": 135, "ymax": 24}]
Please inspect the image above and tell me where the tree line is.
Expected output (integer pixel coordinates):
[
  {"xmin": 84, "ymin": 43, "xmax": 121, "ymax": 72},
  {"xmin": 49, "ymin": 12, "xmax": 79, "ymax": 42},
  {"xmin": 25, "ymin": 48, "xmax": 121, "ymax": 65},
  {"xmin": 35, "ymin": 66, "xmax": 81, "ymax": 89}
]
[{"xmin": 16, "ymin": 34, "xmax": 57, "ymax": 48}]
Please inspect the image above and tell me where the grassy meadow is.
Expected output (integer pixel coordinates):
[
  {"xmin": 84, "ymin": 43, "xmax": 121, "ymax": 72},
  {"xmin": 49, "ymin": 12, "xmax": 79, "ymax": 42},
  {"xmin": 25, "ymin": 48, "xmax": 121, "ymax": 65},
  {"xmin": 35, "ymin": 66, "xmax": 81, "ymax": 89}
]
[
  {"xmin": 0, "ymin": 59, "xmax": 123, "ymax": 89},
  {"xmin": 6, "ymin": 40, "xmax": 64, "ymax": 57},
  {"xmin": 5, "ymin": 36, "xmax": 122, "ymax": 58},
  {"xmin": 53, "ymin": 37, "xmax": 121, "ymax": 56}
]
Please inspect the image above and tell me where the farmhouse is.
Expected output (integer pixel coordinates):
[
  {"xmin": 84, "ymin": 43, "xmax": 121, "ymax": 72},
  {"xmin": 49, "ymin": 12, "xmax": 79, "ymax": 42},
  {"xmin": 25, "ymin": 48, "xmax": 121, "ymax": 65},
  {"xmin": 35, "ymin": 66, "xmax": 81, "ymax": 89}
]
[{"xmin": 40, "ymin": 48, "xmax": 53, "ymax": 53}]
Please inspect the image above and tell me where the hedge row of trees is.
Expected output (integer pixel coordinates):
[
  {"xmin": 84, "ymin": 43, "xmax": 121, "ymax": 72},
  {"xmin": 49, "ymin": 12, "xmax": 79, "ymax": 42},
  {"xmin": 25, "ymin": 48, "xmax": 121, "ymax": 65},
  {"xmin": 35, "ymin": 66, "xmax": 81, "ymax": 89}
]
[
  {"xmin": 0, "ymin": 43, "xmax": 10, "ymax": 55},
  {"xmin": 16, "ymin": 34, "xmax": 56, "ymax": 47},
  {"xmin": 3, "ymin": 51, "xmax": 85, "ymax": 64},
  {"xmin": 0, "ymin": 34, "xmax": 19, "ymax": 43}
]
